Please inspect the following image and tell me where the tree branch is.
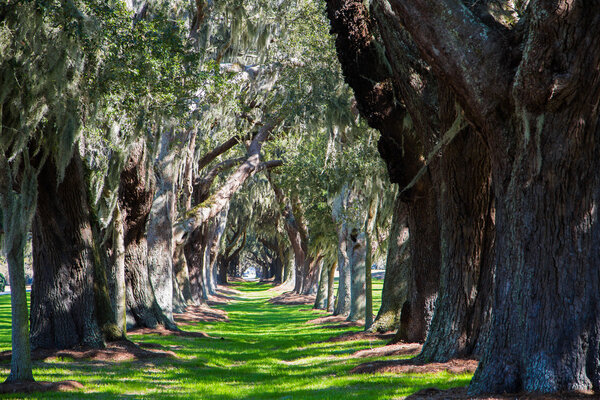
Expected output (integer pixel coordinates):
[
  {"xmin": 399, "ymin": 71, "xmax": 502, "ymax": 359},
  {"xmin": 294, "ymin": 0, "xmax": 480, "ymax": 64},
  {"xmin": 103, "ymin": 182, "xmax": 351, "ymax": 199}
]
[
  {"xmin": 388, "ymin": 0, "xmax": 512, "ymax": 130},
  {"xmin": 175, "ymin": 119, "xmax": 279, "ymax": 238},
  {"xmin": 197, "ymin": 135, "xmax": 240, "ymax": 172},
  {"xmin": 194, "ymin": 157, "xmax": 245, "ymax": 204}
]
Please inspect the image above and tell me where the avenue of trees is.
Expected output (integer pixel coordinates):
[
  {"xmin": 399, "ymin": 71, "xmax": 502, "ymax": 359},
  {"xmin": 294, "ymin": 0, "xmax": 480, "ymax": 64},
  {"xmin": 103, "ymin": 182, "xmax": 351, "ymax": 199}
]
[{"xmin": 1, "ymin": 0, "xmax": 599, "ymax": 397}]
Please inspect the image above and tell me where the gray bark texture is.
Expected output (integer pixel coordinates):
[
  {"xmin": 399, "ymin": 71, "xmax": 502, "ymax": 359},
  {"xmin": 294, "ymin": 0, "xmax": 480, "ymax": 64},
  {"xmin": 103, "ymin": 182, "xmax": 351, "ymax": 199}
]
[
  {"xmin": 119, "ymin": 140, "xmax": 175, "ymax": 330},
  {"xmin": 30, "ymin": 154, "xmax": 103, "ymax": 349},
  {"xmin": 347, "ymin": 230, "xmax": 366, "ymax": 322},
  {"xmin": 332, "ymin": 190, "xmax": 351, "ymax": 316},
  {"xmin": 313, "ymin": 261, "xmax": 328, "ymax": 310},
  {"xmin": 107, "ymin": 203, "xmax": 127, "ymax": 337},
  {"xmin": 0, "ymin": 153, "xmax": 36, "ymax": 382},
  {"xmin": 147, "ymin": 131, "xmax": 181, "ymax": 325}
]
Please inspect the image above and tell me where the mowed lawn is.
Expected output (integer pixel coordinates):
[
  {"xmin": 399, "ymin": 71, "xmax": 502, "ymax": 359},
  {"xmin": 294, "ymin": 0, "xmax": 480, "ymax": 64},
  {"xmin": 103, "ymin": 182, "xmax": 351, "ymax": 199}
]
[{"xmin": 0, "ymin": 279, "xmax": 471, "ymax": 399}]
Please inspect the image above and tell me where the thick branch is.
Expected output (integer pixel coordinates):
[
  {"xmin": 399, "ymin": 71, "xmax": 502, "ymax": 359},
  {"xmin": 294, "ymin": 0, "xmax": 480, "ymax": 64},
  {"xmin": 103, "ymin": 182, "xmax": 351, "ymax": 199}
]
[
  {"xmin": 194, "ymin": 157, "xmax": 245, "ymax": 204},
  {"xmin": 196, "ymin": 136, "xmax": 240, "ymax": 172},
  {"xmin": 176, "ymin": 120, "xmax": 278, "ymax": 237},
  {"xmin": 388, "ymin": 0, "xmax": 512, "ymax": 130}
]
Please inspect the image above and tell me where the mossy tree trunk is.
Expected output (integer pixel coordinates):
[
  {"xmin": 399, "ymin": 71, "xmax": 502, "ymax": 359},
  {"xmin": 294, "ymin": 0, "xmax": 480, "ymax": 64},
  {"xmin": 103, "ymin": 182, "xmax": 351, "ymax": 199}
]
[{"xmin": 0, "ymin": 152, "xmax": 35, "ymax": 382}]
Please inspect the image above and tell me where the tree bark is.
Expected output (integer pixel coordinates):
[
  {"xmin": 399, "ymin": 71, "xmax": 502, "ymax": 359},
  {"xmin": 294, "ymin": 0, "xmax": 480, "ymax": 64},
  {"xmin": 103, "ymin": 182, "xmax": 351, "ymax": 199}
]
[
  {"xmin": 0, "ymin": 153, "xmax": 35, "ymax": 382},
  {"xmin": 348, "ymin": 230, "xmax": 366, "ymax": 322},
  {"xmin": 302, "ymin": 255, "xmax": 322, "ymax": 296},
  {"xmin": 370, "ymin": 194, "xmax": 410, "ymax": 333},
  {"xmin": 332, "ymin": 190, "xmax": 351, "ymax": 316},
  {"xmin": 30, "ymin": 154, "xmax": 104, "ymax": 349},
  {"xmin": 419, "ymin": 90, "xmax": 495, "ymax": 362},
  {"xmin": 392, "ymin": 179, "xmax": 440, "ymax": 343},
  {"xmin": 206, "ymin": 206, "xmax": 229, "ymax": 294},
  {"xmin": 313, "ymin": 260, "xmax": 328, "ymax": 310},
  {"xmin": 147, "ymin": 131, "xmax": 181, "ymax": 326},
  {"xmin": 107, "ymin": 203, "xmax": 127, "ymax": 334},
  {"xmin": 326, "ymin": 261, "xmax": 337, "ymax": 312},
  {"xmin": 119, "ymin": 140, "xmax": 174, "ymax": 330},
  {"xmin": 384, "ymin": 0, "xmax": 600, "ymax": 394},
  {"xmin": 172, "ymin": 241, "xmax": 193, "ymax": 312}
]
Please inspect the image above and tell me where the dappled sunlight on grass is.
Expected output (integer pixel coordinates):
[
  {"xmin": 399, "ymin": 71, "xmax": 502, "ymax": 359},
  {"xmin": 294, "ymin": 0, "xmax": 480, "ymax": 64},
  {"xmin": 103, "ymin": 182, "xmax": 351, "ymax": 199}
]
[{"xmin": 0, "ymin": 279, "xmax": 472, "ymax": 398}]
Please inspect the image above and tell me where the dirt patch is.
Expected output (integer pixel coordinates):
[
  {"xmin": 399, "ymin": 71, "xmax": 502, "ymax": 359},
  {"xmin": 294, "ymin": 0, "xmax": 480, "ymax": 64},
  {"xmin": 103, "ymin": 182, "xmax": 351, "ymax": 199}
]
[
  {"xmin": 322, "ymin": 330, "xmax": 395, "ymax": 343},
  {"xmin": 405, "ymin": 387, "xmax": 598, "ymax": 400},
  {"xmin": 350, "ymin": 357, "xmax": 478, "ymax": 375},
  {"xmin": 0, "ymin": 340, "xmax": 175, "ymax": 363},
  {"xmin": 0, "ymin": 380, "xmax": 83, "ymax": 394},
  {"xmin": 268, "ymin": 291, "xmax": 316, "ymax": 305},
  {"xmin": 306, "ymin": 315, "xmax": 363, "ymax": 328},
  {"xmin": 128, "ymin": 326, "xmax": 210, "ymax": 338},
  {"xmin": 351, "ymin": 343, "xmax": 422, "ymax": 358},
  {"xmin": 174, "ymin": 305, "xmax": 228, "ymax": 324}
]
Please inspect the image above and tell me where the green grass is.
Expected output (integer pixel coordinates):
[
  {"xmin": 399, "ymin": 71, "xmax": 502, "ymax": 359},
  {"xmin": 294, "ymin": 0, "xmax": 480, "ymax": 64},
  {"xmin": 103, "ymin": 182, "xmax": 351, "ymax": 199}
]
[{"xmin": 0, "ymin": 279, "xmax": 471, "ymax": 399}]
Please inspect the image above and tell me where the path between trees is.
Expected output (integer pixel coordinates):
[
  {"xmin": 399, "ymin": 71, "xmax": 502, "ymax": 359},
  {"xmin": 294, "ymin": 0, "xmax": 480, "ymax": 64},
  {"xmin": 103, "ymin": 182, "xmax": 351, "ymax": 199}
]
[{"xmin": 1, "ymin": 283, "xmax": 594, "ymax": 399}]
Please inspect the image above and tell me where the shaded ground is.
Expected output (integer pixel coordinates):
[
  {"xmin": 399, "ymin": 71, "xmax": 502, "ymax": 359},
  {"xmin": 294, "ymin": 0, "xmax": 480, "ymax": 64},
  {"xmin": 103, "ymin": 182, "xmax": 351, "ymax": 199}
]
[
  {"xmin": 351, "ymin": 343, "xmax": 421, "ymax": 358},
  {"xmin": 0, "ymin": 340, "xmax": 175, "ymax": 363},
  {"xmin": 0, "ymin": 381, "xmax": 82, "ymax": 394},
  {"xmin": 406, "ymin": 387, "xmax": 598, "ymax": 400},
  {"xmin": 351, "ymin": 357, "xmax": 478, "ymax": 375},
  {"xmin": 322, "ymin": 329, "xmax": 395, "ymax": 343},
  {"xmin": 174, "ymin": 304, "xmax": 229, "ymax": 324},
  {"xmin": 268, "ymin": 291, "xmax": 315, "ymax": 305},
  {"xmin": 128, "ymin": 325, "xmax": 211, "ymax": 338}
]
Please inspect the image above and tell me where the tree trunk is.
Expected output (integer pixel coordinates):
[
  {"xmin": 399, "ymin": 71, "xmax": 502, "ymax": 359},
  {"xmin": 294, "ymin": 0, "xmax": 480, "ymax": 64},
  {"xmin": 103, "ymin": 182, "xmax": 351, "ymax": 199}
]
[
  {"xmin": 30, "ymin": 154, "xmax": 103, "ymax": 349},
  {"xmin": 119, "ymin": 140, "xmax": 174, "ymax": 330},
  {"xmin": 364, "ymin": 195, "xmax": 379, "ymax": 329},
  {"xmin": 146, "ymin": 131, "xmax": 180, "ymax": 326},
  {"xmin": 107, "ymin": 203, "xmax": 127, "ymax": 334},
  {"xmin": 370, "ymin": 194, "xmax": 410, "ymax": 333},
  {"xmin": 392, "ymin": 180, "xmax": 440, "ymax": 343},
  {"xmin": 206, "ymin": 207, "xmax": 228, "ymax": 294},
  {"xmin": 281, "ymin": 247, "xmax": 295, "ymax": 289},
  {"xmin": 172, "ymin": 241, "xmax": 193, "ymax": 312},
  {"xmin": 0, "ymin": 154, "xmax": 35, "ymax": 382},
  {"xmin": 217, "ymin": 255, "xmax": 228, "ymax": 285},
  {"xmin": 185, "ymin": 219, "xmax": 217, "ymax": 303},
  {"xmin": 326, "ymin": 261, "xmax": 337, "ymax": 312},
  {"xmin": 333, "ymin": 224, "xmax": 351, "ymax": 316},
  {"xmin": 268, "ymin": 176, "xmax": 306, "ymax": 293},
  {"xmin": 313, "ymin": 261, "xmax": 328, "ymax": 310},
  {"xmin": 418, "ymin": 91, "xmax": 495, "ymax": 362},
  {"xmin": 385, "ymin": 0, "xmax": 600, "ymax": 394},
  {"xmin": 348, "ymin": 231, "xmax": 366, "ymax": 322}
]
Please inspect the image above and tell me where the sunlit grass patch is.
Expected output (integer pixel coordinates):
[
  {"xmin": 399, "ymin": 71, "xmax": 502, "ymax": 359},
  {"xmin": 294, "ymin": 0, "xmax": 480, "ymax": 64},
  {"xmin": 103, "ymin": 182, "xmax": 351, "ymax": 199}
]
[{"xmin": 0, "ymin": 279, "xmax": 472, "ymax": 399}]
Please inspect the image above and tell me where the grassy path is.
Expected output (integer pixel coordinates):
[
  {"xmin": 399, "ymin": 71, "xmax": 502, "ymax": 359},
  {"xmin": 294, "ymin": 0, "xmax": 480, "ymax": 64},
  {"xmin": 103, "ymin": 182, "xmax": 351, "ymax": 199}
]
[{"xmin": 0, "ymin": 282, "xmax": 470, "ymax": 399}]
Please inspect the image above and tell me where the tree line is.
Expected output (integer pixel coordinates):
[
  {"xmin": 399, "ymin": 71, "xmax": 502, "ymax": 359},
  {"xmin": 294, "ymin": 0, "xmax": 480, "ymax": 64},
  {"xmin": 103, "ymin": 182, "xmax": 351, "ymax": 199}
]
[{"xmin": 2, "ymin": 0, "xmax": 600, "ymax": 397}]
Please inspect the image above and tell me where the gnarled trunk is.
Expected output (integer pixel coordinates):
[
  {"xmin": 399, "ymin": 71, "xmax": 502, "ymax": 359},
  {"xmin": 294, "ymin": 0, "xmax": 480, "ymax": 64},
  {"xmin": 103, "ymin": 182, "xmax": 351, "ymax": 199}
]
[
  {"xmin": 392, "ymin": 180, "xmax": 440, "ymax": 343},
  {"xmin": 419, "ymin": 94, "xmax": 495, "ymax": 361},
  {"xmin": 30, "ymin": 154, "xmax": 103, "ymax": 349},
  {"xmin": 119, "ymin": 140, "xmax": 174, "ymax": 330}
]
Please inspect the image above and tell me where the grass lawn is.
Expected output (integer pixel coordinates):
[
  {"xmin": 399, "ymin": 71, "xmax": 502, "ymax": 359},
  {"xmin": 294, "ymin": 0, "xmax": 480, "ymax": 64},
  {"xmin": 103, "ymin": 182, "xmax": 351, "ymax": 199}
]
[{"xmin": 0, "ymin": 279, "xmax": 471, "ymax": 399}]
